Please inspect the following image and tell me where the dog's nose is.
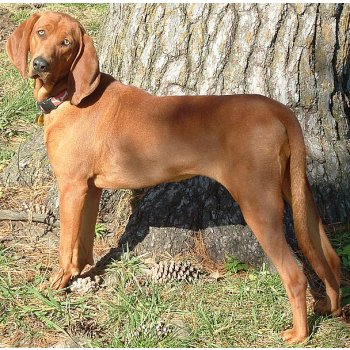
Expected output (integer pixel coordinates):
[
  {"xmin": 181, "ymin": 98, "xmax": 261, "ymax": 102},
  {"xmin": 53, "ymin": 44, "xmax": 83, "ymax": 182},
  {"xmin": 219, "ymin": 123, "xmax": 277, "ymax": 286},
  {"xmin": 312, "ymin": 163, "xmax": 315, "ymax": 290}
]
[{"xmin": 33, "ymin": 57, "xmax": 49, "ymax": 72}]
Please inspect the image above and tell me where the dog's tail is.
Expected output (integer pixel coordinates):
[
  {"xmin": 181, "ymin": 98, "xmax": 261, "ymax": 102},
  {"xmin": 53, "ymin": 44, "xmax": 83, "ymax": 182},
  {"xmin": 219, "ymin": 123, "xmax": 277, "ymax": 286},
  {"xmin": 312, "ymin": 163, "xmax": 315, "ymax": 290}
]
[
  {"xmin": 285, "ymin": 111, "xmax": 339, "ymax": 288},
  {"xmin": 285, "ymin": 116, "xmax": 311, "ymax": 255}
]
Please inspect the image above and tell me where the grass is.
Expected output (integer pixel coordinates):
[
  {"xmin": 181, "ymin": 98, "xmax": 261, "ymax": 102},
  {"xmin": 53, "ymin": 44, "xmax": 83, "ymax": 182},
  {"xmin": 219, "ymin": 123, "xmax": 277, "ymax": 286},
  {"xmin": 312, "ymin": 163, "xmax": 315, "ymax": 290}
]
[
  {"xmin": 0, "ymin": 52, "xmax": 36, "ymax": 170},
  {"xmin": 1, "ymin": 244, "xmax": 350, "ymax": 347},
  {"xmin": 1, "ymin": 241, "xmax": 350, "ymax": 347}
]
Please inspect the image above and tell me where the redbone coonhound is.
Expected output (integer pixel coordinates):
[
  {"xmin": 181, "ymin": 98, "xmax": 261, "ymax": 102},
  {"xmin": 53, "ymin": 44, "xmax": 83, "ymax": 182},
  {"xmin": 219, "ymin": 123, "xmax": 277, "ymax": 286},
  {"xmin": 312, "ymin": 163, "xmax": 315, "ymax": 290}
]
[{"xmin": 6, "ymin": 11, "xmax": 341, "ymax": 343}]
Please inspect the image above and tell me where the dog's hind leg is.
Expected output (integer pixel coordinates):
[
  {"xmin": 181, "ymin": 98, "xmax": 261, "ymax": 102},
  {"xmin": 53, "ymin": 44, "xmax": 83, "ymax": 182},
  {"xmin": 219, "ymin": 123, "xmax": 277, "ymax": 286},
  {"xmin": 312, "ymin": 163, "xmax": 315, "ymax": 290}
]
[
  {"xmin": 282, "ymin": 172, "xmax": 341, "ymax": 316},
  {"xmin": 218, "ymin": 149, "xmax": 309, "ymax": 344},
  {"xmin": 236, "ymin": 187, "xmax": 309, "ymax": 343}
]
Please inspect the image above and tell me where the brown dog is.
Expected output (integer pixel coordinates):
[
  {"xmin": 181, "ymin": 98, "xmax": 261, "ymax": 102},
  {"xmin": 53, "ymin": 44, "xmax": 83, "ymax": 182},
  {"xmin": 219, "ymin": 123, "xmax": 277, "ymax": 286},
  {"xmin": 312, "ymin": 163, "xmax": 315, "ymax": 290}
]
[{"xmin": 6, "ymin": 11, "xmax": 341, "ymax": 343}]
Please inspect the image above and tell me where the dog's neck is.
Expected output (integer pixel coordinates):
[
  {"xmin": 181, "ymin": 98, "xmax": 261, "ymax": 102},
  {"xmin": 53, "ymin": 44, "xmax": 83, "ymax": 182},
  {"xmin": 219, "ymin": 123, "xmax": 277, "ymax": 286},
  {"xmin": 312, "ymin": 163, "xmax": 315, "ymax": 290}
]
[{"xmin": 34, "ymin": 78, "xmax": 68, "ymax": 103}]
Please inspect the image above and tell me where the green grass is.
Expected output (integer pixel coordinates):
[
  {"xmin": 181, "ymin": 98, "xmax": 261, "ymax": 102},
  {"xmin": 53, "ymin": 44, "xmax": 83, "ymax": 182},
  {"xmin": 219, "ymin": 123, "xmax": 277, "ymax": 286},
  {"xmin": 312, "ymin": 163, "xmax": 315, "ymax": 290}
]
[
  {"xmin": 225, "ymin": 254, "xmax": 249, "ymax": 274},
  {"xmin": 1, "ymin": 245, "xmax": 349, "ymax": 347},
  {"xmin": 337, "ymin": 244, "xmax": 350, "ymax": 270},
  {"xmin": 95, "ymin": 222, "xmax": 109, "ymax": 239},
  {"xmin": 0, "ymin": 58, "xmax": 37, "ymax": 169},
  {"xmin": 329, "ymin": 232, "xmax": 350, "ymax": 305},
  {"xmin": 0, "ymin": 80, "xmax": 37, "ymax": 128}
]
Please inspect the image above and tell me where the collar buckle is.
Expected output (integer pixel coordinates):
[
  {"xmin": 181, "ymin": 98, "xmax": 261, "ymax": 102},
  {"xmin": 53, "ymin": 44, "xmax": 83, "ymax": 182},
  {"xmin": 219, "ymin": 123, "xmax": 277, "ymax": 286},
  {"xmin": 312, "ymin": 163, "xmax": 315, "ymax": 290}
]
[
  {"xmin": 35, "ymin": 113, "xmax": 45, "ymax": 126},
  {"xmin": 36, "ymin": 90, "xmax": 69, "ymax": 114}
]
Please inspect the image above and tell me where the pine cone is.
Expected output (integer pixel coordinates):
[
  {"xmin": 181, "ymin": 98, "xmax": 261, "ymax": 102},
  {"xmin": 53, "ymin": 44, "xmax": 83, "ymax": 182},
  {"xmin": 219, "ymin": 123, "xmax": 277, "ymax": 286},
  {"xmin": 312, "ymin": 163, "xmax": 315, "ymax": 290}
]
[
  {"xmin": 69, "ymin": 319, "xmax": 103, "ymax": 338},
  {"xmin": 155, "ymin": 320, "xmax": 172, "ymax": 338},
  {"xmin": 133, "ymin": 322, "xmax": 151, "ymax": 338},
  {"xmin": 132, "ymin": 320, "xmax": 172, "ymax": 340},
  {"xmin": 342, "ymin": 304, "xmax": 350, "ymax": 323},
  {"xmin": 69, "ymin": 276, "xmax": 101, "ymax": 294},
  {"xmin": 151, "ymin": 260, "xmax": 200, "ymax": 283}
]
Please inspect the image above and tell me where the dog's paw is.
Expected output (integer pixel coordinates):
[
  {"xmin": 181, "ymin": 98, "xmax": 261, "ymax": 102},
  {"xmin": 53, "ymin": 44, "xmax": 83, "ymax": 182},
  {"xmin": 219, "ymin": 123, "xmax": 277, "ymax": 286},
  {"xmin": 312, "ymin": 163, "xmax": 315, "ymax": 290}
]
[
  {"xmin": 313, "ymin": 298, "xmax": 342, "ymax": 317},
  {"xmin": 49, "ymin": 268, "xmax": 72, "ymax": 290},
  {"xmin": 281, "ymin": 328, "xmax": 308, "ymax": 344}
]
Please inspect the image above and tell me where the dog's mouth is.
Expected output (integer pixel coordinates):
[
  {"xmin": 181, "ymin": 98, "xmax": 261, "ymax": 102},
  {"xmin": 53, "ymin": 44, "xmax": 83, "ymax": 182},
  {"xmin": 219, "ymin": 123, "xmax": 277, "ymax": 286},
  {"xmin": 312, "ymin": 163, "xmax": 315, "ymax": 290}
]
[
  {"xmin": 29, "ymin": 70, "xmax": 53, "ymax": 84},
  {"xmin": 29, "ymin": 69, "xmax": 44, "ymax": 79}
]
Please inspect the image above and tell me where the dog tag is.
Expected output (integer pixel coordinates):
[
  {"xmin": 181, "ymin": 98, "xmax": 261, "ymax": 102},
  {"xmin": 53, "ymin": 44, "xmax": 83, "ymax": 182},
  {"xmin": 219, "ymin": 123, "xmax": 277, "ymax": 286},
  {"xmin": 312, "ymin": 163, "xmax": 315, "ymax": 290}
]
[{"xmin": 36, "ymin": 114, "xmax": 44, "ymax": 126}]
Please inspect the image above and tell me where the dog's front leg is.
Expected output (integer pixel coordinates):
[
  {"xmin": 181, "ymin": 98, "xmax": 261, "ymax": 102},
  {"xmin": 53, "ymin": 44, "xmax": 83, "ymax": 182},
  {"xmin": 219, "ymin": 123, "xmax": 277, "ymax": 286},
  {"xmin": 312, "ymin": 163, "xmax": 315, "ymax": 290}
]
[{"xmin": 50, "ymin": 180, "xmax": 102, "ymax": 290}]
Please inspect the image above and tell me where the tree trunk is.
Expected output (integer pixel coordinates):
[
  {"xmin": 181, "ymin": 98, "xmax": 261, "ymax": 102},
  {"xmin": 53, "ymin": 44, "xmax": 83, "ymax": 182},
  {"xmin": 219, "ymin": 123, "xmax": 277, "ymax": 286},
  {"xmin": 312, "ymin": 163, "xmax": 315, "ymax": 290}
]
[
  {"xmin": 97, "ymin": 3, "xmax": 350, "ymax": 264},
  {"xmin": 2, "ymin": 4, "xmax": 349, "ymax": 270}
]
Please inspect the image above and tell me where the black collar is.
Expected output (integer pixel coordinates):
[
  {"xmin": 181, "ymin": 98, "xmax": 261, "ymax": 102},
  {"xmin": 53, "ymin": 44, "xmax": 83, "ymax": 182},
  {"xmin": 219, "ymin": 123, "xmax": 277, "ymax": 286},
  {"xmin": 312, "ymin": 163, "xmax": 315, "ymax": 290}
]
[{"xmin": 36, "ymin": 90, "xmax": 69, "ymax": 114}]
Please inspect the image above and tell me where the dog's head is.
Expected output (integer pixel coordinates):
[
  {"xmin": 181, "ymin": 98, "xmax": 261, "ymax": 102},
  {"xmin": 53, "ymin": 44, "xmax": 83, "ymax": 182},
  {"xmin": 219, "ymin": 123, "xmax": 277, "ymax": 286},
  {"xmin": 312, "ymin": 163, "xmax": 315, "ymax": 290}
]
[{"xmin": 6, "ymin": 11, "xmax": 100, "ymax": 105}]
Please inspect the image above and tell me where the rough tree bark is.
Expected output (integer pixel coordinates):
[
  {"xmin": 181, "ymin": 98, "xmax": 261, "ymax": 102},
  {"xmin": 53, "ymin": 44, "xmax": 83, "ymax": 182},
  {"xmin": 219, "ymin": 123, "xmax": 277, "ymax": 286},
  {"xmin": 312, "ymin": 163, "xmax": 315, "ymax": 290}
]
[
  {"xmin": 2, "ymin": 4, "xmax": 349, "ymax": 269},
  {"xmin": 96, "ymin": 3, "xmax": 350, "ymax": 264}
]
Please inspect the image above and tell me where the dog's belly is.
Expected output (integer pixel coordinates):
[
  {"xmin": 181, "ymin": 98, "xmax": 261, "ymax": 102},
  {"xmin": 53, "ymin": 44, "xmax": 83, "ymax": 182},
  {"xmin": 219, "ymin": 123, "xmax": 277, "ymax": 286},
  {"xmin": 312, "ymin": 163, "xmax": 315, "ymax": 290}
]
[
  {"xmin": 93, "ymin": 170, "xmax": 196, "ymax": 190},
  {"xmin": 92, "ymin": 140, "xmax": 214, "ymax": 189}
]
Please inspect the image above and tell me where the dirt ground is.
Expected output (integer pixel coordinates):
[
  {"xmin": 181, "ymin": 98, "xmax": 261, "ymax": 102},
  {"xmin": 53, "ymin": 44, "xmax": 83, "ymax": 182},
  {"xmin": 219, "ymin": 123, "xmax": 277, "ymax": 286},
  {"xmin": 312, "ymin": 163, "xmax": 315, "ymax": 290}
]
[
  {"xmin": 0, "ymin": 6, "xmax": 16, "ymax": 101},
  {"xmin": 0, "ymin": 7, "xmax": 15, "ymax": 50}
]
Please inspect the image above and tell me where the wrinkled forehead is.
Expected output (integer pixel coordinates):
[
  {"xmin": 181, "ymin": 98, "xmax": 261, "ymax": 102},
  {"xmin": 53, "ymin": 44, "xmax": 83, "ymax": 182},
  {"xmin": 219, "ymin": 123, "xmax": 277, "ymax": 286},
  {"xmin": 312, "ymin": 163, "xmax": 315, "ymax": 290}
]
[{"xmin": 33, "ymin": 13, "xmax": 81, "ymax": 38}]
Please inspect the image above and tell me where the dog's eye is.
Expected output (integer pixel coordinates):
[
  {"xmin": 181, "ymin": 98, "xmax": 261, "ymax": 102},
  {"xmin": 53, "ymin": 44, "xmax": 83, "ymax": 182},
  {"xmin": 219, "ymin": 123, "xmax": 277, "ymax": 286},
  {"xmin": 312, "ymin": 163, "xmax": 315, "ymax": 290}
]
[
  {"xmin": 62, "ymin": 39, "xmax": 70, "ymax": 46},
  {"xmin": 37, "ymin": 30, "xmax": 45, "ymax": 37}
]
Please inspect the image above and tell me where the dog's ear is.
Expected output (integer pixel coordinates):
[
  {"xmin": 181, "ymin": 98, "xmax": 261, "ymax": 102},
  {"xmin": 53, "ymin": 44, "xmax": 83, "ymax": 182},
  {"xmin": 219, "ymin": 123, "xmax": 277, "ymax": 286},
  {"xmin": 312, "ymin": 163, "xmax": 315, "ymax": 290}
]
[
  {"xmin": 68, "ymin": 31, "xmax": 100, "ymax": 106},
  {"xmin": 6, "ymin": 13, "xmax": 41, "ymax": 78}
]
